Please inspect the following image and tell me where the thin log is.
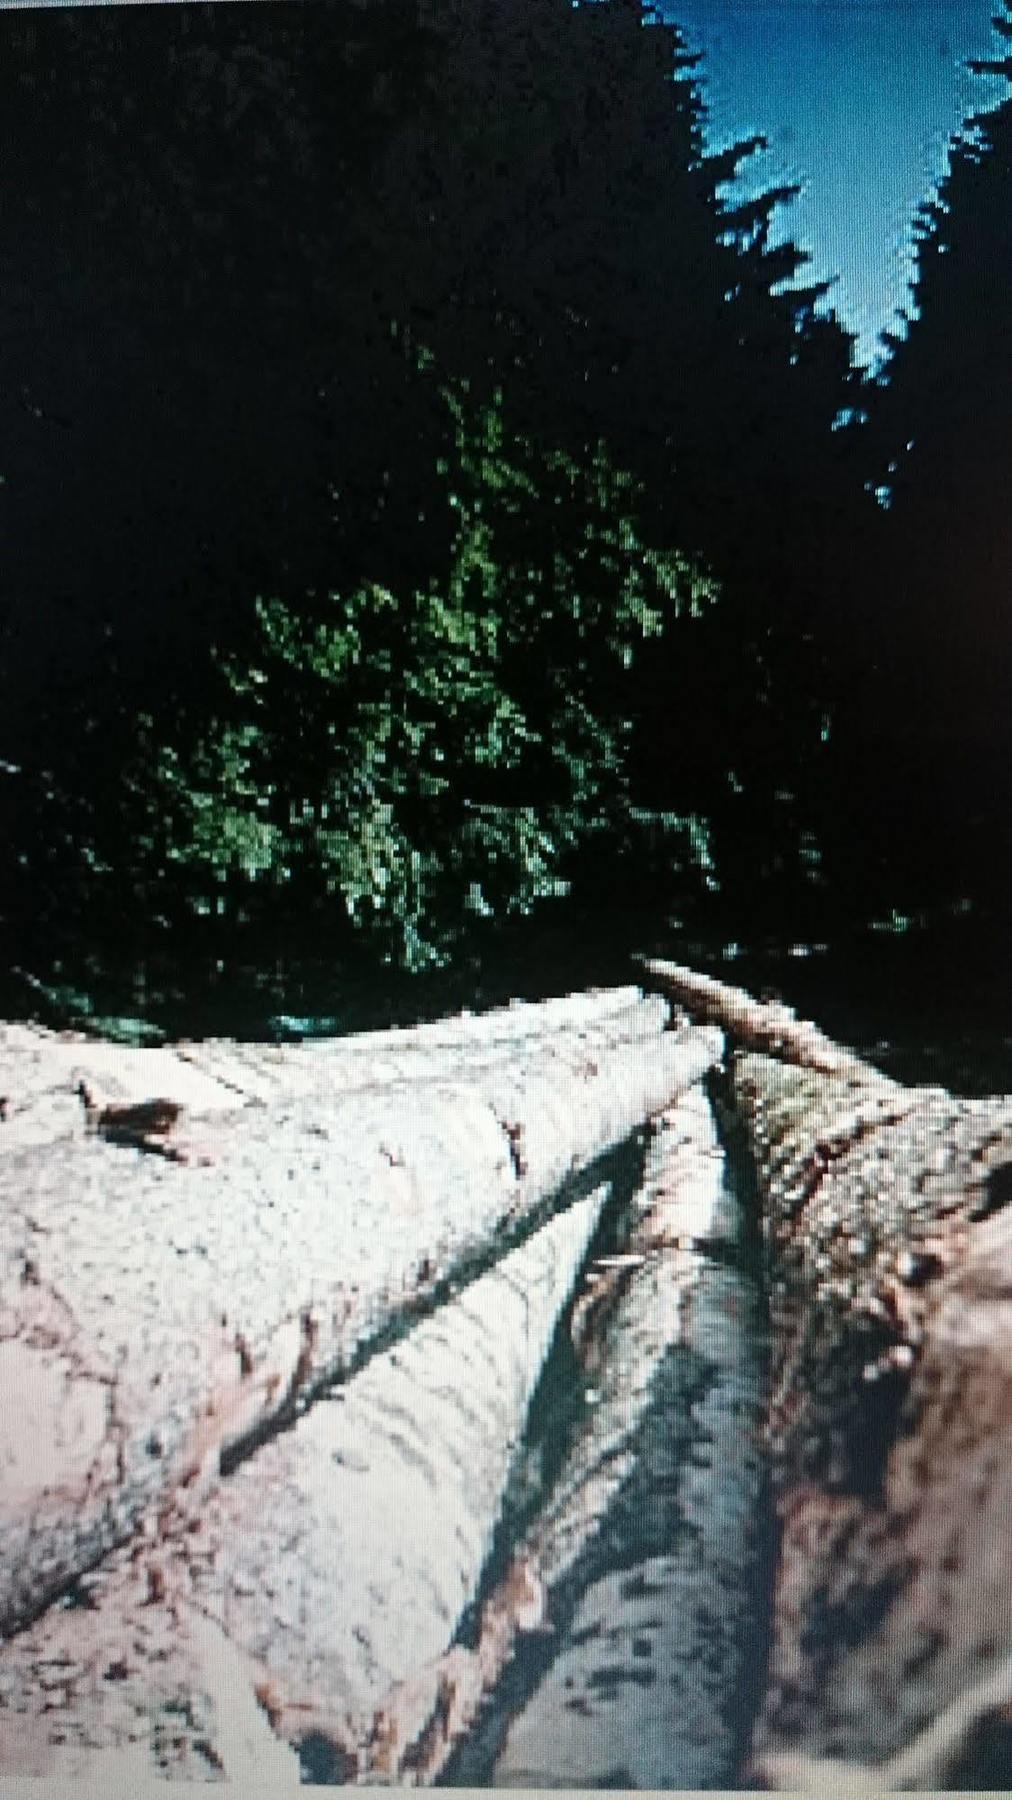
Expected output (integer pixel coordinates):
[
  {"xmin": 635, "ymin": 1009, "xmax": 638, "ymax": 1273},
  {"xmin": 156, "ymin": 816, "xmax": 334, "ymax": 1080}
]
[
  {"xmin": 732, "ymin": 1044, "xmax": 1012, "ymax": 1786},
  {"xmin": 637, "ymin": 955, "xmax": 895, "ymax": 1083},
  {"xmin": 0, "ymin": 1008, "xmax": 721, "ymax": 1636},
  {"xmin": 0, "ymin": 1187, "xmax": 609, "ymax": 1782}
]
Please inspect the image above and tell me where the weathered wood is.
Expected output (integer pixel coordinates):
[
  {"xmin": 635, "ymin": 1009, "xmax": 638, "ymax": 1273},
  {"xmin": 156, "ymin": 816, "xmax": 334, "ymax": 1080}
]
[
  {"xmin": 0, "ymin": 1005, "xmax": 720, "ymax": 1637},
  {"xmin": 636, "ymin": 962, "xmax": 1012, "ymax": 1785},
  {"xmin": 342, "ymin": 1085, "xmax": 764, "ymax": 1786},
  {"xmin": 638, "ymin": 955, "xmax": 893, "ymax": 1082},
  {"xmin": 274, "ymin": 982, "xmax": 669, "ymax": 1049},
  {"xmin": 0, "ymin": 1187, "xmax": 608, "ymax": 1783},
  {"xmin": 168, "ymin": 986, "xmax": 676, "ymax": 1109},
  {"xmin": 0, "ymin": 985, "xmax": 673, "ymax": 1151},
  {"xmin": 731, "ymin": 1044, "xmax": 1012, "ymax": 1788}
]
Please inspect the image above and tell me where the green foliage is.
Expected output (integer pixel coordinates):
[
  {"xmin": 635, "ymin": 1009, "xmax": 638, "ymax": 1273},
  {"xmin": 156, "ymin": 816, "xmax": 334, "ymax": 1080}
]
[{"xmin": 127, "ymin": 364, "xmax": 716, "ymax": 970}]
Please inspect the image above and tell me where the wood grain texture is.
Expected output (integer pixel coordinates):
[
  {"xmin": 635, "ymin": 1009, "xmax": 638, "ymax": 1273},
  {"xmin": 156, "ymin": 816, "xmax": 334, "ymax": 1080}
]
[{"xmin": 0, "ymin": 998, "xmax": 719, "ymax": 1637}]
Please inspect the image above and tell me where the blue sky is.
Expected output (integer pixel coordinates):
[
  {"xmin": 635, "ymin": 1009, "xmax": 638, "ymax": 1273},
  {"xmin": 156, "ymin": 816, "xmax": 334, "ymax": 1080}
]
[
  {"xmin": 5, "ymin": 0, "xmax": 1008, "ymax": 369},
  {"xmin": 660, "ymin": 0, "xmax": 1009, "ymax": 369}
]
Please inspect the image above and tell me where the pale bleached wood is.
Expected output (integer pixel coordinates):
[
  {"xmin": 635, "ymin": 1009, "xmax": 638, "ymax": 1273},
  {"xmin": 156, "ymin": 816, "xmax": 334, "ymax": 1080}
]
[
  {"xmin": 336, "ymin": 1085, "xmax": 763, "ymax": 1786},
  {"xmin": 0, "ymin": 986, "xmax": 672, "ymax": 1148},
  {"xmin": 0, "ymin": 1009, "xmax": 720, "ymax": 1637},
  {"xmin": 0, "ymin": 1189, "xmax": 609, "ymax": 1782}
]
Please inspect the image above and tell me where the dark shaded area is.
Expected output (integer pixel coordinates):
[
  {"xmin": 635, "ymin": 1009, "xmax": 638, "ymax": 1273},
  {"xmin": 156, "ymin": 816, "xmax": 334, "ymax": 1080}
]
[
  {"xmin": 841, "ymin": 7, "xmax": 1012, "ymax": 927},
  {"xmin": 0, "ymin": 0, "xmax": 1009, "ymax": 1055},
  {"xmin": 0, "ymin": 0, "xmax": 860, "ymax": 1017},
  {"xmin": 954, "ymin": 1716, "xmax": 1012, "ymax": 1790},
  {"xmin": 298, "ymin": 1728, "xmax": 357, "ymax": 1786}
]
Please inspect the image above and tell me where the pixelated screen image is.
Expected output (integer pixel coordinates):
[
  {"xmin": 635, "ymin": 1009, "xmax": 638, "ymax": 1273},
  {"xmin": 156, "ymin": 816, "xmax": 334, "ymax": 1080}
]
[{"xmin": 2, "ymin": 1, "xmax": 1012, "ymax": 1789}]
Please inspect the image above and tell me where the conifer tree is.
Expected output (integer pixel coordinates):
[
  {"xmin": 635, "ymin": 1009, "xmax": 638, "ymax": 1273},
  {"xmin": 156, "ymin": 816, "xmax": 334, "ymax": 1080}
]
[
  {"xmin": 862, "ymin": 11, "xmax": 1012, "ymax": 757},
  {"xmin": 1, "ymin": 0, "xmax": 870, "ymax": 987}
]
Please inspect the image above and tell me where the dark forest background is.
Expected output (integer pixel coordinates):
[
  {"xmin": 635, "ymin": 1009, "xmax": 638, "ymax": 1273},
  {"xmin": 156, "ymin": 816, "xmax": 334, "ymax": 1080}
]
[{"xmin": 1, "ymin": 0, "xmax": 1010, "ymax": 1052}]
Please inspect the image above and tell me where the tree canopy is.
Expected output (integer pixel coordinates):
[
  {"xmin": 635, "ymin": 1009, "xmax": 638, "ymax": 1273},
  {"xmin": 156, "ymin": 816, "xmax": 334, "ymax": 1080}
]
[
  {"xmin": 109, "ymin": 355, "xmax": 716, "ymax": 972},
  {"xmin": 0, "ymin": 0, "xmax": 878, "ymax": 1012}
]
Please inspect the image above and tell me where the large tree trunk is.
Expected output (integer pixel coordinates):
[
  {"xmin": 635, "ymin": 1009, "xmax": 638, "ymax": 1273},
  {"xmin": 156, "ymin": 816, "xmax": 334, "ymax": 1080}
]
[
  {"xmin": 737, "ymin": 1051, "xmax": 1012, "ymax": 1791},
  {"xmin": 0, "ymin": 990, "xmax": 719, "ymax": 1638},
  {"xmin": 0, "ymin": 983, "xmax": 672, "ymax": 1151},
  {"xmin": 650, "ymin": 962, "xmax": 1012, "ymax": 1790},
  {"xmin": 0, "ymin": 1182, "xmax": 611, "ymax": 1784}
]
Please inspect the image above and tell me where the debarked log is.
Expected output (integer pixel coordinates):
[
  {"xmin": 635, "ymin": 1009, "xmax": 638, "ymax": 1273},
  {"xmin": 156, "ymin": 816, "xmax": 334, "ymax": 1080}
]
[
  {"xmin": 0, "ymin": 1002, "xmax": 721, "ymax": 1638},
  {"xmin": 0, "ymin": 1187, "xmax": 609, "ymax": 1784},
  {"xmin": 0, "ymin": 984, "xmax": 673, "ymax": 1151},
  {"xmin": 722, "ymin": 1013, "xmax": 1012, "ymax": 1786},
  {"xmin": 169, "ymin": 992, "xmax": 672, "ymax": 1111},
  {"xmin": 344, "ymin": 1083, "xmax": 765, "ymax": 1787}
]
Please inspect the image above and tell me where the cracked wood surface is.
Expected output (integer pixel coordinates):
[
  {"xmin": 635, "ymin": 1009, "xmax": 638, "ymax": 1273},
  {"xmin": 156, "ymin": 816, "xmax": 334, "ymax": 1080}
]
[
  {"xmin": 18, "ymin": 963, "xmax": 1012, "ymax": 1787},
  {"xmin": 0, "ymin": 990, "xmax": 720, "ymax": 1639},
  {"xmin": 0, "ymin": 1189, "xmax": 607, "ymax": 1783},
  {"xmin": 0, "ymin": 984, "xmax": 672, "ymax": 1153},
  {"xmin": 489, "ymin": 1086, "xmax": 765, "ymax": 1791}
]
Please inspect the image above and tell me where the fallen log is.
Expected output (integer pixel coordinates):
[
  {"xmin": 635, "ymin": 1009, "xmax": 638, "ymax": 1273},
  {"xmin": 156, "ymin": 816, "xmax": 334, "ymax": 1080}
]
[
  {"xmin": 637, "ymin": 955, "xmax": 893, "ymax": 1083},
  {"xmin": 489, "ymin": 1086, "xmax": 765, "ymax": 1791},
  {"xmin": 0, "ymin": 1186, "xmax": 609, "ymax": 1783},
  {"xmin": 660, "ymin": 963, "xmax": 1012, "ymax": 1789},
  {"xmin": 0, "ymin": 1000, "xmax": 720, "ymax": 1637},
  {"xmin": 738, "ymin": 1050, "xmax": 1012, "ymax": 1788},
  {"xmin": 0, "ymin": 984, "xmax": 673, "ymax": 1150},
  {"xmin": 343, "ymin": 1083, "xmax": 764, "ymax": 1787},
  {"xmin": 168, "ymin": 984, "xmax": 675, "ymax": 1110}
]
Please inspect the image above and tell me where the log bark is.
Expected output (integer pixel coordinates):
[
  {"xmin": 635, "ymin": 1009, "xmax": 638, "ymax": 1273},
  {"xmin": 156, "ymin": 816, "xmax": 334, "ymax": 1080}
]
[
  {"xmin": 0, "ymin": 1000, "xmax": 720, "ymax": 1637},
  {"xmin": 636, "ymin": 961, "xmax": 1012, "ymax": 1786},
  {"xmin": 730, "ymin": 1042, "xmax": 1012, "ymax": 1787},
  {"xmin": 343, "ymin": 1085, "xmax": 764, "ymax": 1787},
  {"xmin": 637, "ymin": 956, "xmax": 892, "ymax": 1083},
  {"xmin": 0, "ymin": 1186, "xmax": 609, "ymax": 1783}
]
